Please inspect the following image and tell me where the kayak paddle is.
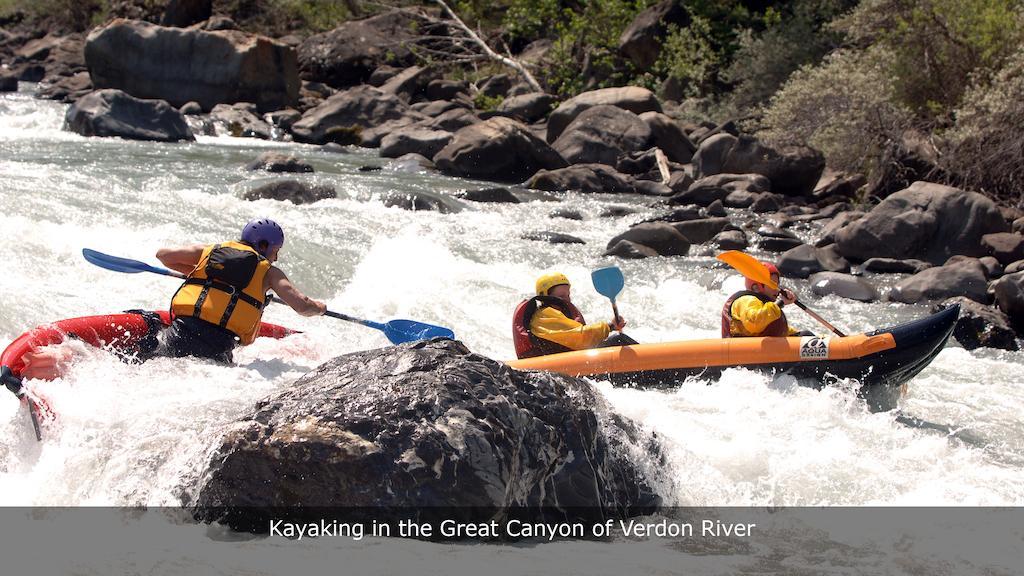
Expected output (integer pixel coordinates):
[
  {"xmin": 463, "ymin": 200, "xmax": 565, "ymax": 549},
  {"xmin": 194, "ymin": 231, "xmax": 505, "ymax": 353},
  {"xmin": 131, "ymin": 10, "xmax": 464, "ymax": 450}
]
[
  {"xmin": 82, "ymin": 248, "xmax": 455, "ymax": 344},
  {"xmin": 592, "ymin": 266, "xmax": 625, "ymax": 330},
  {"xmin": 716, "ymin": 250, "xmax": 847, "ymax": 337}
]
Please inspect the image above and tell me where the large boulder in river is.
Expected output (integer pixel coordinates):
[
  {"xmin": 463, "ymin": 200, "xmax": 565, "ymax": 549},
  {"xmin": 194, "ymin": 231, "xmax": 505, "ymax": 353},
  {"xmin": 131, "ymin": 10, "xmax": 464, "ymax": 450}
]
[
  {"xmin": 528, "ymin": 164, "xmax": 636, "ymax": 194},
  {"xmin": 639, "ymin": 111, "xmax": 695, "ymax": 163},
  {"xmin": 64, "ymin": 89, "xmax": 194, "ymax": 142},
  {"xmin": 546, "ymin": 86, "xmax": 662, "ymax": 142},
  {"xmin": 889, "ymin": 258, "xmax": 990, "ymax": 304},
  {"xmin": 85, "ymin": 19, "xmax": 299, "ymax": 112},
  {"xmin": 778, "ymin": 244, "xmax": 850, "ymax": 279},
  {"xmin": 290, "ymin": 85, "xmax": 415, "ymax": 145},
  {"xmin": 497, "ymin": 92, "xmax": 556, "ymax": 123},
  {"xmin": 606, "ymin": 223, "xmax": 690, "ymax": 256},
  {"xmin": 991, "ymin": 271, "xmax": 1024, "ymax": 333},
  {"xmin": 243, "ymin": 180, "xmax": 335, "ymax": 204},
  {"xmin": 551, "ymin": 105, "xmax": 652, "ymax": 166},
  {"xmin": 834, "ymin": 182, "xmax": 1009, "ymax": 265},
  {"xmin": 434, "ymin": 117, "xmax": 568, "ymax": 183},
  {"xmin": 934, "ymin": 297, "xmax": 1019, "ymax": 351},
  {"xmin": 809, "ymin": 272, "xmax": 880, "ymax": 302},
  {"xmin": 189, "ymin": 339, "xmax": 660, "ymax": 532},
  {"xmin": 694, "ymin": 134, "xmax": 825, "ymax": 196}
]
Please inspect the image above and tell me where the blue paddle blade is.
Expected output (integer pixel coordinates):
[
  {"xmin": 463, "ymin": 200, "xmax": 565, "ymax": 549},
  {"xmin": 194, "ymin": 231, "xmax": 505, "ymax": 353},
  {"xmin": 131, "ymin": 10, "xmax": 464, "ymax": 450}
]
[
  {"xmin": 383, "ymin": 319, "xmax": 455, "ymax": 344},
  {"xmin": 82, "ymin": 248, "xmax": 180, "ymax": 277},
  {"xmin": 592, "ymin": 266, "xmax": 625, "ymax": 300}
]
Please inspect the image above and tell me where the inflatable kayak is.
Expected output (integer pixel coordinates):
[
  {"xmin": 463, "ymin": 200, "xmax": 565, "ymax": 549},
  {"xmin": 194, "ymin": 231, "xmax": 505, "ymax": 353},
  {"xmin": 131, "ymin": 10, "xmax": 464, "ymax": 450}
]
[
  {"xmin": 508, "ymin": 305, "xmax": 960, "ymax": 412},
  {"xmin": 1, "ymin": 310, "xmax": 295, "ymax": 438}
]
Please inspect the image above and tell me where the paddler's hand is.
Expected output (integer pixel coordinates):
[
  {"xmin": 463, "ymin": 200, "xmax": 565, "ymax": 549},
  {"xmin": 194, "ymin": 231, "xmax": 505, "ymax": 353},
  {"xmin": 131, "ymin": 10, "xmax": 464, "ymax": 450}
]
[
  {"xmin": 609, "ymin": 316, "xmax": 626, "ymax": 331},
  {"xmin": 313, "ymin": 300, "xmax": 328, "ymax": 316},
  {"xmin": 778, "ymin": 288, "xmax": 797, "ymax": 306}
]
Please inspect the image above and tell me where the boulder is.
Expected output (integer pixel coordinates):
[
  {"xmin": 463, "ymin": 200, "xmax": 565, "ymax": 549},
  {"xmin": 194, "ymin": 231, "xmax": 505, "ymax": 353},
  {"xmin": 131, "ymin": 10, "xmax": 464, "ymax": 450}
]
[
  {"xmin": 809, "ymin": 272, "xmax": 880, "ymax": 302},
  {"xmin": 599, "ymin": 206, "xmax": 638, "ymax": 218},
  {"xmin": 36, "ymin": 70, "xmax": 92, "ymax": 102},
  {"xmin": 978, "ymin": 256, "xmax": 1004, "ymax": 279},
  {"xmin": 813, "ymin": 171, "xmax": 866, "ymax": 201},
  {"xmin": 713, "ymin": 229, "xmax": 748, "ymax": 250},
  {"xmin": 210, "ymin": 103, "xmax": 271, "ymax": 139},
  {"xmin": 618, "ymin": 0, "xmax": 690, "ymax": 69},
  {"xmin": 426, "ymin": 79, "xmax": 469, "ymax": 100},
  {"xmin": 546, "ymin": 86, "xmax": 662, "ymax": 142},
  {"xmin": 296, "ymin": 10, "xmax": 432, "ymax": 88},
  {"xmin": 528, "ymin": 164, "xmax": 635, "ymax": 194},
  {"xmin": 861, "ymin": 258, "xmax": 933, "ymax": 275},
  {"xmin": 0, "ymin": 73, "xmax": 17, "ymax": 92},
  {"xmin": 550, "ymin": 208, "xmax": 584, "ymax": 220},
  {"xmin": 991, "ymin": 272, "xmax": 1024, "ymax": 332},
  {"xmin": 604, "ymin": 240, "xmax": 660, "ymax": 259},
  {"xmin": 749, "ymin": 193, "xmax": 785, "ymax": 213},
  {"xmin": 606, "ymin": 223, "xmax": 690, "ymax": 256},
  {"xmin": 379, "ymin": 128, "xmax": 453, "ymax": 159},
  {"xmin": 865, "ymin": 130, "xmax": 945, "ymax": 199},
  {"xmin": 382, "ymin": 190, "xmax": 464, "ymax": 213},
  {"xmin": 190, "ymin": 339, "xmax": 659, "ymax": 532},
  {"xmin": 161, "ymin": 0, "xmax": 211, "ymax": 27},
  {"xmin": 691, "ymin": 133, "xmax": 737, "ymax": 178},
  {"xmin": 834, "ymin": 182, "xmax": 1009, "ymax": 265},
  {"xmin": 243, "ymin": 180, "xmax": 335, "ymax": 204},
  {"xmin": 638, "ymin": 111, "xmax": 695, "ymax": 163},
  {"xmin": 497, "ymin": 92, "xmax": 556, "ymax": 123},
  {"xmin": 551, "ymin": 105, "xmax": 652, "ymax": 166},
  {"xmin": 642, "ymin": 206, "xmax": 704, "ymax": 225},
  {"xmin": 933, "ymin": 297, "xmax": 1019, "ymax": 351},
  {"xmin": 981, "ymin": 233, "xmax": 1024, "ymax": 266},
  {"xmin": 672, "ymin": 173, "xmax": 770, "ymax": 207},
  {"xmin": 478, "ymin": 73, "xmax": 512, "ymax": 97},
  {"xmin": 378, "ymin": 65, "xmax": 436, "ymax": 103},
  {"xmin": 815, "ymin": 211, "xmax": 864, "ymax": 248},
  {"xmin": 246, "ymin": 152, "xmax": 313, "ymax": 173},
  {"xmin": 86, "ymin": 19, "xmax": 298, "ymax": 112},
  {"xmin": 434, "ymin": 117, "xmax": 567, "ymax": 183},
  {"xmin": 1006, "ymin": 260, "xmax": 1024, "ymax": 275},
  {"xmin": 633, "ymin": 180, "xmax": 673, "ymax": 196},
  {"xmin": 706, "ymin": 199, "xmax": 726, "ymax": 217},
  {"xmin": 759, "ymin": 237, "xmax": 805, "ymax": 252},
  {"xmin": 290, "ymin": 85, "xmax": 415, "ymax": 145},
  {"xmin": 522, "ymin": 231, "xmax": 586, "ymax": 244},
  {"xmin": 457, "ymin": 187, "xmax": 522, "ymax": 203},
  {"xmin": 778, "ymin": 244, "xmax": 851, "ymax": 279},
  {"xmin": 670, "ymin": 218, "xmax": 731, "ymax": 245},
  {"xmin": 421, "ymin": 107, "xmax": 478, "ymax": 132},
  {"xmin": 889, "ymin": 259, "xmax": 990, "ymax": 304},
  {"xmin": 722, "ymin": 137, "xmax": 825, "ymax": 197},
  {"xmin": 64, "ymin": 89, "xmax": 194, "ymax": 142},
  {"xmin": 1013, "ymin": 217, "xmax": 1024, "ymax": 235}
]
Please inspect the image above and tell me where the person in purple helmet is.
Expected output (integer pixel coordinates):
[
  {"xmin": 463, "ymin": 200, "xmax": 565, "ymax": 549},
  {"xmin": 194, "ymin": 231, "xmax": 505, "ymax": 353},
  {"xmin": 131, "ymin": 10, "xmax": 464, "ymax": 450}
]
[{"xmin": 153, "ymin": 218, "xmax": 326, "ymax": 362}]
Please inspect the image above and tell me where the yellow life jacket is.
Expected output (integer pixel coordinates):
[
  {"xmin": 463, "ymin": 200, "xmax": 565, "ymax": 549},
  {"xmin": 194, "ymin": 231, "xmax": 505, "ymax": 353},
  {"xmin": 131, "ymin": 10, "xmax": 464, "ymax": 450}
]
[{"xmin": 170, "ymin": 241, "xmax": 271, "ymax": 345}]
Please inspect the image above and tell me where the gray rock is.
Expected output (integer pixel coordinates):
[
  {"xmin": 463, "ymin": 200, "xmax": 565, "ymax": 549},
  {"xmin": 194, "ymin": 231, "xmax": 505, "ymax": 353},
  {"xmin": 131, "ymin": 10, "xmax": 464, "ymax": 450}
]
[
  {"xmin": 478, "ymin": 73, "xmax": 512, "ymax": 97},
  {"xmin": 991, "ymin": 271, "xmax": 1024, "ymax": 332},
  {"xmin": 86, "ymin": 19, "xmax": 298, "ymax": 111},
  {"xmin": 618, "ymin": 0, "xmax": 690, "ymax": 69},
  {"xmin": 638, "ymin": 111, "xmax": 695, "ymax": 163},
  {"xmin": 691, "ymin": 133, "xmax": 737, "ymax": 179},
  {"xmin": 246, "ymin": 152, "xmax": 313, "ymax": 173},
  {"xmin": 673, "ymin": 173, "xmax": 770, "ymax": 207},
  {"xmin": 210, "ymin": 103, "xmax": 272, "ymax": 139},
  {"xmin": 458, "ymin": 187, "xmax": 521, "ymax": 203},
  {"xmin": 190, "ymin": 339, "xmax": 659, "ymax": 531},
  {"xmin": 551, "ymin": 105, "xmax": 652, "ymax": 166},
  {"xmin": 497, "ymin": 92, "xmax": 556, "ymax": 123},
  {"xmin": 759, "ymin": 237, "xmax": 804, "ymax": 252},
  {"xmin": 599, "ymin": 206, "xmax": 638, "ymax": 218},
  {"xmin": 889, "ymin": 259, "xmax": 990, "ymax": 304},
  {"xmin": 382, "ymin": 190, "xmax": 464, "ymax": 213},
  {"xmin": 435, "ymin": 117, "xmax": 567, "ymax": 183},
  {"xmin": 528, "ymin": 164, "xmax": 635, "ymax": 194},
  {"xmin": 633, "ymin": 180, "xmax": 673, "ymax": 196},
  {"xmin": 835, "ymin": 182, "xmax": 1008, "ymax": 265},
  {"xmin": 421, "ymin": 107, "xmax": 478, "ymax": 132},
  {"xmin": 378, "ymin": 65, "xmax": 435, "ymax": 103},
  {"xmin": 670, "ymin": 218, "xmax": 731, "ymax": 245},
  {"xmin": 606, "ymin": 223, "xmax": 690, "ymax": 256},
  {"xmin": 64, "ymin": 89, "xmax": 194, "ymax": 142},
  {"xmin": 706, "ymin": 199, "xmax": 726, "ymax": 217},
  {"xmin": 809, "ymin": 272, "xmax": 880, "ymax": 302},
  {"xmin": 604, "ymin": 240, "xmax": 660, "ymax": 259},
  {"xmin": 750, "ymin": 193, "xmax": 785, "ymax": 213},
  {"xmin": 550, "ymin": 208, "xmax": 584, "ymax": 220},
  {"xmin": 981, "ymin": 232, "xmax": 1024, "ymax": 266},
  {"xmin": 243, "ymin": 179, "xmax": 335, "ymax": 204},
  {"xmin": 522, "ymin": 231, "xmax": 585, "ymax": 244},
  {"xmin": 778, "ymin": 244, "xmax": 850, "ymax": 279},
  {"xmin": 379, "ymin": 128, "xmax": 453, "ymax": 159},
  {"xmin": 979, "ymin": 256, "xmax": 1004, "ymax": 279},
  {"xmin": 1013, "ymin": 217, "xmax": 1024, "ymax": 234},
  {"xmin": 861, "ymin": 258, "xmax": 933, "ymax": 274},
  {"xmin": 425, "ymin": 79, "xmax": 468, "ymax": 100},
  {"xmin": 386, "ymin": 153, "xmax": 436, "ymax": 173},
  {"xmin": 713, "ymin": 229, "xmax": 748, "ymax": 250},
  {"xmin": 642, "ymin": 206, "xmax": 704, "ymax": 224},
  {"xmin": 719, "ymin": 136, "xmax": 825, "ymax": 197},
  {"xmin": 179, "ymin": 100, "xmax": 203, "ymax": 115},
  {"xmin": 933, "ymin": 297, "xmax": 1019, "ymax": 351},
  {"xmin": 1006, "ymin": 260, "xmax": 1024, "ymax": 275},
  {"xmin": 290, "ymin": 85, "xmax": 415, "ymax": 145},
  {"xmin": 815, "ymin": 211, "xmax": 865, "ymax": 247},
  {"xmin": 546, "ymin": 86, "xmax": 662, "ymax": 142}
]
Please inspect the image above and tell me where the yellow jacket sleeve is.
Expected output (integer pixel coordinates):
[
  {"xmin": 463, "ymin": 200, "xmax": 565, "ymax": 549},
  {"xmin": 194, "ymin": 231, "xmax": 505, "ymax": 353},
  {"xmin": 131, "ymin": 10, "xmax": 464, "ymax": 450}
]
[
  {"xmin": 530, "ymin": 306, "xmax": 611, "ymax": 350},
  {"xmin": 730, "ymin": 295, "xmax": 783, "ymax": 336}
]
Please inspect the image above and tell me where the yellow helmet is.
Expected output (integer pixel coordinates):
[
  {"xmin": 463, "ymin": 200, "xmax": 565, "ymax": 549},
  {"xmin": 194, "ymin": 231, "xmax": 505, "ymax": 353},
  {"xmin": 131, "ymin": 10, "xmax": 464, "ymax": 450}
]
[{"xmin": 536, "ymin": 272, "xmax": 570, "ymax": 296}]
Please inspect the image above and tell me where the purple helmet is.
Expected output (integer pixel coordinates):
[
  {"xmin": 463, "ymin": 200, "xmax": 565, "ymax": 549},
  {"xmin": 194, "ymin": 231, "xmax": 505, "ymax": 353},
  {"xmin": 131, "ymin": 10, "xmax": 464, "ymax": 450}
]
[{"xmin": 241, "ymin": 218, "xmax": 284, "ymax": 256}]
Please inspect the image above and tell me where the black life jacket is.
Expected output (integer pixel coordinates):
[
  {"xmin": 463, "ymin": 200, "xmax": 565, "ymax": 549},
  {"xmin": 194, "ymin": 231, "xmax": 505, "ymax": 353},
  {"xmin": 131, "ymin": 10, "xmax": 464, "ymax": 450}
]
[
  {"xmin": 722, "ymin": 290, "xmax": 789, "ymax": 338},
  {"xmin": 512, "ymin": 296, "xmax": 585, "ymax": 359}
]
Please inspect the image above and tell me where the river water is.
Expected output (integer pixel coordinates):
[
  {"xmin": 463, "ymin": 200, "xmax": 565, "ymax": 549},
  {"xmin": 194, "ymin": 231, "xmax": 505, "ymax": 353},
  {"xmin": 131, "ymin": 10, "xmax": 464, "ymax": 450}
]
[{"xmin": 1, "ymin": 86, "xmax": 1022, "ymax": 573}]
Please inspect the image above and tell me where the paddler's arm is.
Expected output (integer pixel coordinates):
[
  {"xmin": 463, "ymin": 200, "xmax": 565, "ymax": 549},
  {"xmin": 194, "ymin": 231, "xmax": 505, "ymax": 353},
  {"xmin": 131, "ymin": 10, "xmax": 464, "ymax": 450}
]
[
  {"xmin": 155, "ymin": 244, "xmax": 206, "ymax": 275},
  {"xmin": 266, "ymin": 266, "xmax": 327, "ymax": 317},
  {"xmin": 731, "ymin": 295, "xmax": 784, "ymax": 335},
  {"xmin": 529, "ymin": 306, "xmax": 611, "ymax": 350}
]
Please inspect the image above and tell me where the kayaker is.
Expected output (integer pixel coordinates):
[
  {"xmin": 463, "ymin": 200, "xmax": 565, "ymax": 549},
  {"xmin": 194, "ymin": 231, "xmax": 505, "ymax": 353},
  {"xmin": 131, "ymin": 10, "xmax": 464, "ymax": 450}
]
[
  {"xmin": 722, "ymin": 261, "xmax": 807, "ymax": 338},
  {"xmin": 512, "ymin": 272, "xmax": 636, "ymax": 359},
  {"xmin": 153, "ymin": 218, "xmax": 327, "ymax": 362}
]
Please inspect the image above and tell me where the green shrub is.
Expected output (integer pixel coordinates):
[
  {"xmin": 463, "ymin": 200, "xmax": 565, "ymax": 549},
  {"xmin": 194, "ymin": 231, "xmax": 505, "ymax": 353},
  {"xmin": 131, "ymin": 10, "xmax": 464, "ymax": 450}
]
[
  {"xmin": 652, "ymin": 17, "xmax": 719, "ymax": 98},
  {"xmin": 758, "ymin": 47, "xmax": 914, "ymax": 175}
]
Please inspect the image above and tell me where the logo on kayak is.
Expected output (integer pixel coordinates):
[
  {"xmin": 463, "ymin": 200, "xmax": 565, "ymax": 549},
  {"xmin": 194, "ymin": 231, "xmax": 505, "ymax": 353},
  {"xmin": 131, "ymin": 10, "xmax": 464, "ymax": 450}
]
[{"xmin": 799, "ymin": 336, "xmax": 830, "ymax": 359}]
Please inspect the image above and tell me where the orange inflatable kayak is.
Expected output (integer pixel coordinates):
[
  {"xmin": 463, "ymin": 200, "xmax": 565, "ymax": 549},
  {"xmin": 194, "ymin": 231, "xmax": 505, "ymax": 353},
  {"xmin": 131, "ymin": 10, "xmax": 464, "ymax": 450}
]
[{"xmin": 508, "ymin": 305, "xmax": 959, "ymax": 412}]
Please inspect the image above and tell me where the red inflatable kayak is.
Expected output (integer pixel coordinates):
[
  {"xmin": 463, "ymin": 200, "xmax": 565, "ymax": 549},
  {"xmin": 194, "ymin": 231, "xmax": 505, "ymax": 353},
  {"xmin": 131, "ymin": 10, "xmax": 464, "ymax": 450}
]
[{"xmin": 1, "ymin": 310, "xmax": 295, "ymax": 439}]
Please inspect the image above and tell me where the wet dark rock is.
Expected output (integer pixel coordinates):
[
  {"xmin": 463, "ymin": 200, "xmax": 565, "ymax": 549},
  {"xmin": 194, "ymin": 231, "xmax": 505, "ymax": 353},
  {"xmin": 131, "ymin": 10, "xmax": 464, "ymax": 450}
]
[
  {"xmin": 1013, "ymin": 217, "xmax": 1024, "ymax": 235},
  {"xmin": 426, "ymin": 79, "xmax": 468, "ymax": 101},
  {"xmin": 674, "ymin": 173, "xmax": 770, "ymax": 207},
  {"xmin": 606, "ymin": 223, "xmax": 690, "ymax": 256},
  {"xmin": 835, "ymin": 182, "xmax": 1008, "ymax": 265},
  {"xmin": 36, "ymin": 71, "xmax": 92, "ymax": 102},
  {"xmin": 670, "ymin": 217, "xmax": 731, "ymax": 245},
  {"xmin": 522, "ymin": 231, "xmax": 585, "ymax": 244},
  {"xmin": 778, "ymin": 244, "xmax": 850, "ymax": 279},
  {"xmin": 64, "ymin": 89, "xmax": 194, "ymax": 142},
  {"xmin": 421, "ymin": 107, "xmax": 478, "ymax": 132},
  {"xmin": 161, "ymin": 0, "xmax": 211, "ymax": 27},
  {"xmin": 809, "ymin": 272, "xmax": 880, "ymax": 302},
  {"xmin": 179, "ymin": 101, "xmax": 203, "ymax": 115},
  {"xmin": 978, "ymin": 256, "xmax": 1004, "ymax": 279},
  {"xmin": 86, "ymin": 19, "xmax": 298, "ymax": 112},
  {"xmin": 378, "ymin": 65, "xmax": 436, "ymax": 104},
  {"xmin": 934, "ymin": 297, "xmax": 1019, "ymax": 351},
  {"xmin": 246, "ymin": 152, "xmax": 313, "ymax": 173},
  {"xmin": 991, "ymin": 271, "xmax": 1024, "ymax": 333},
  {"xmin": 599, "ymin": 206, "xmax": 638, "ymax": 218},
  {"xmin": 604, "ymin": 240, "xmax": 660, "ymax": 259},
  {"xmin": 981, "ymin": 233, "xmax": 1024, "ymax": 266},
  {"xmin": 759, "ymin": 237, "xmax": 804, "ymax": 252},
  {"xmin": 633, "ymin": 180, "xmax": 672, "ymax": 196},
  {"xmin": 497, "ymin": 92, "xmax": 555, "ymax": 123},
  {"xmin": 458, "ymin": 187, "xmax": 521, "ymax": 204},
  {"xmin": 638, "ymin": 111, "xmax": 694, "ymax": 164},
  {"xmin": 550, "ymin": 208, "xmax": 584, "ymax": 220},
  {"xmin": 861, "ymin": 258, "xmax": 933, "ymax": 275},
  {"xmin": 618, "ymin": 0, "xmax": 690, "ymax": 69},
  {"xmin": 546, "ymin": 86, "xmax": 661, "ymax": 142},
  {"xmin": 382, "ymin": 190, "xmax": 464, "ymax": 213},
  {"xmin": 889, "ymin": 259, "xmax": 990, "ymax": 304},
  {"xmin": 190, "ymin": 339, "xmax": 659, "ymax": 532},
  {"xmin": 713, "ymin": 229, "xmax": 748, "ymax": 250},
  {"xmin": 243, "ymin": 179, "xmax": 335, "ymax": 204},
  {"xmin": 1006, "ymin": 260, "xmax": 1024, "ymax": 275},
  {"xmin": 0, "ymin": 73, "xmax": 18, "ymax": 92},
  {"xmin": 290, "ymin": 85, "xmax": 415, "ymax": 145},
  {"xmin": 435, "ymin": 117, "xmax": 567, "ymax": 183},
  {"xmin": 551, "ymin": 105, "xmax": 652, "ymax": 166},
  {"xmin": 528, "ymin": 164, "xmax": 634, "ymax": 194},
  {"xmin": 706, "ymin": 199, "xmax": 726, "ymax": 217},
  {"xmin": 267, "ymin": 108, "xmax": 301, "ymax": 131},
  {"xmin": 386, "ymin": 153, "xmax": 436, "ymax": 173},
  {"xmin": 717, "ymin": 136, "xmax": 825, "ymax": 197},
  {"xmin": 379, "ymin": 127, "xmax": 453, "ymax": 159},
  {"xmin": 210, "ymin": 103, "xmax": 271, "ymax": 139},
  {"xmin": 750, "ymin": 193, "xmax": 785, "ymax": 213},
  {"xmin": 813, "ymin": 171, "xmax": 866, "ymax": 200},
  {"xmin": 667, "ymin": 171, "xmax": 694, "ymax": 193},
  {"xmin": 815, "ymin": 211, "xmax": 865, "ymax": 248},
  {"xmin": 642, "ymin": 206, "xmax": 704, "ymax": 224}
]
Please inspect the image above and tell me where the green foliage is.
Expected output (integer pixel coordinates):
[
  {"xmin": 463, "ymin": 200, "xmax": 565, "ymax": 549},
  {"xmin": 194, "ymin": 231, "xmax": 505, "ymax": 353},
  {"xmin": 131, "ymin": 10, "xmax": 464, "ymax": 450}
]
[
  {"xmin": 832, "ymin": 0, "xmax": 1024, "ymax": 119},
  {"xmin": 501, "ymin": 0, "xmax": 563, "ymax": 43},
  {"xmin": 652, "ymin": 17, "xmax": 719, "ymax": 99},
  {"xmin": 945, "ymin": 48, "xmax": 1024, "ymax": 202},
  {"xmin": 473, "ymin": 92, "xmax": 505, "ymax": 111},
  {"xmin": 758, "ymin": 47, "xmax": 914, "ymax": 175}
]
